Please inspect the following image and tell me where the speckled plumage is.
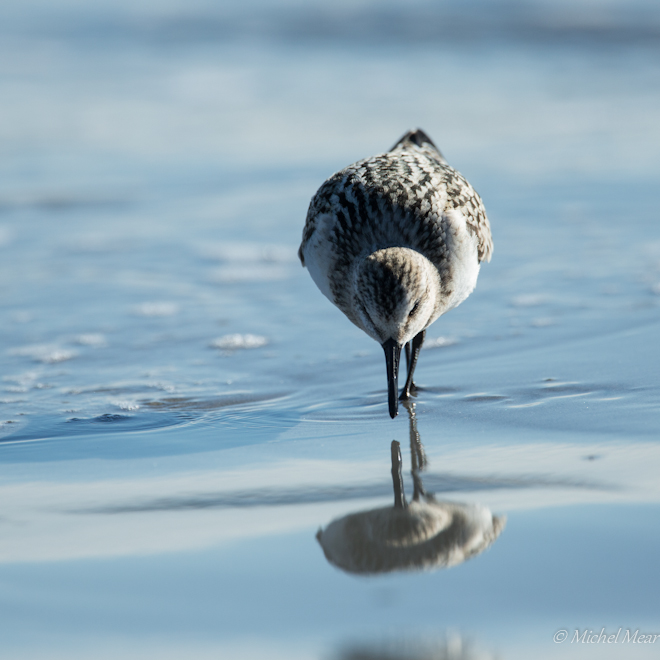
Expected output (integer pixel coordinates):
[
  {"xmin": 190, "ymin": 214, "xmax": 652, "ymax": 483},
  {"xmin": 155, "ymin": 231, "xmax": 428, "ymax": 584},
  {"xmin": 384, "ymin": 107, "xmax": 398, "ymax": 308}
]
[{"xmin": 299, "ymin": 129, "xmax": 492, "ymax": 416}]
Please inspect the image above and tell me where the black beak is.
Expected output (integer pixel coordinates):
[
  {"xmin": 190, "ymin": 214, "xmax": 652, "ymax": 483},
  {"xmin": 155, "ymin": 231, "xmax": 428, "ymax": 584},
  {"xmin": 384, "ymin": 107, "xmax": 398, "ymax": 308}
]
[{"xmin": 382, "ymin": 338, "xmax": 401, "ymax": 418}]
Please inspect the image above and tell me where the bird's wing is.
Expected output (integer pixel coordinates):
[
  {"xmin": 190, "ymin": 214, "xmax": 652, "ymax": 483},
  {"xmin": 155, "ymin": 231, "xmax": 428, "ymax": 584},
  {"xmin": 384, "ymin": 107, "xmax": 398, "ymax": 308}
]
[
  {"xmin": 391, "ymin": 130, "xmax": 492, "ymax": 263},
  {"xmin": 299, "ymin": 132, "xmax": 493, "ymax": 269},
  {"xmin": 298, "ymin": 172, "xmax": 344, "ymax": 267},
  {"xmin": 442, "ymin": 166, "xmax": 493, "ymax": 264},
  {"xmin": 299, "ymin": 129, "xmax": 444, "ymax": 267}
]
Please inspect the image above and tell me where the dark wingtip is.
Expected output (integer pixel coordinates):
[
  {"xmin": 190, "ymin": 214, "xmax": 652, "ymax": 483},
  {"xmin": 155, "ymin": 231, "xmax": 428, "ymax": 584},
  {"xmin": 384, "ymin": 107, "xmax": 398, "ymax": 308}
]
[{"xmin": 390, "ymin": 129, "xmax": 441, "ymax": 155}]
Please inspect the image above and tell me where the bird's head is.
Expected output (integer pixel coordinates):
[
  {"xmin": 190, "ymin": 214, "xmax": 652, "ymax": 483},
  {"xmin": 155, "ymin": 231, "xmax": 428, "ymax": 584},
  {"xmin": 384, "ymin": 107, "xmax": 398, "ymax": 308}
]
[
  {"xmin": 353, "ymin": 248, "xmax": 439, "ymax": 417},
  {"xmin": 354, "ymin": 247, "xmax": 437, "ymax": 345}
]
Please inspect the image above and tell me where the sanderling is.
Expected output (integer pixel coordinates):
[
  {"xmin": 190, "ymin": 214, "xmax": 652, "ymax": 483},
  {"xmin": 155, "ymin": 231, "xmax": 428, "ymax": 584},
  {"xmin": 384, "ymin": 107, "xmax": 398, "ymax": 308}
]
[{"xmin": 299, "ymin": 129, "xmax": 492, "ymax": 418}]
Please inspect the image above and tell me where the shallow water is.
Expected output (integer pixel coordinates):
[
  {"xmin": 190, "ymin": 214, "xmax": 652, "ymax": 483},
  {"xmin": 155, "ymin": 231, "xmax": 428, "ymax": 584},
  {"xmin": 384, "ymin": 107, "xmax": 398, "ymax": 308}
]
[{"xmin": 1, "ymin": 1, "xmax": 660, "ymax": 658}]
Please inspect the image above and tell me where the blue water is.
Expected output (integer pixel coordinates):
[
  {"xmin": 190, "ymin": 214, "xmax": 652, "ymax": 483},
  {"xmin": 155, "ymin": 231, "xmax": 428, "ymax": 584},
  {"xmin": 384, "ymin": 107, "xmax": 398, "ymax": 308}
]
[{"xmin": 1, "ymin": 1, "xmax": 660, "ymax": 658}]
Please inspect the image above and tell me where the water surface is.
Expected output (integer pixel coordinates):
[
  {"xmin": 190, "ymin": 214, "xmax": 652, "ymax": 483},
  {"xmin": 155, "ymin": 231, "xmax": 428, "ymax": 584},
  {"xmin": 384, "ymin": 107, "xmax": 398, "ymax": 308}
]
[{"xmin": 1, "ymin": 1, "xmax": 660, "ymax": 658}]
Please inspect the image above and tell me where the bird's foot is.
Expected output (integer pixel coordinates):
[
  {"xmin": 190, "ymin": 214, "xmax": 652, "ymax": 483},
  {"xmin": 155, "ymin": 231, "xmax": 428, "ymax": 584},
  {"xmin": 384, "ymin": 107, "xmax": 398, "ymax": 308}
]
[{"xmin": 399, "ymin": 382, "xmax": 418, "ymax": 400}]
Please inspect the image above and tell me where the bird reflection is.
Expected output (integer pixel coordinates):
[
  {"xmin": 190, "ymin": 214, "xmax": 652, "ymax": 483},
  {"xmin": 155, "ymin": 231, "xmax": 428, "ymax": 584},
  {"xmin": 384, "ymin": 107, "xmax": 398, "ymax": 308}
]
[
  {"xmin": 336, "ymin": 634, "xmax": 496, "ymax": 660},
  {"xmin": 317, "ymin": 402, "xmax": 505, "ymax": 575}
]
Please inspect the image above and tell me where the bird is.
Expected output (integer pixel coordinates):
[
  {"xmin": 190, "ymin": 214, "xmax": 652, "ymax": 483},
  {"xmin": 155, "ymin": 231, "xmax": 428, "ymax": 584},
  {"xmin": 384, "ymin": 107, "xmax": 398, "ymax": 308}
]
[{"xmin": 298, "ymin": 129, "xmax": 492, "ymax": 418}]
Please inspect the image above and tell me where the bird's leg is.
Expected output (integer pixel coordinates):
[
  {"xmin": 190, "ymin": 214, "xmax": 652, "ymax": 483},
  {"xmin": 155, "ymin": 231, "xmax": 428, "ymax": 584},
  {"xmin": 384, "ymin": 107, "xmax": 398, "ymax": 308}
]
[
  {"xmin": 404, "ymin": 340, "xmax": 411, "ymax": 372},
  {"xmin": 401, "ymin": 329, "xmax": 425, "ymax": 400}
]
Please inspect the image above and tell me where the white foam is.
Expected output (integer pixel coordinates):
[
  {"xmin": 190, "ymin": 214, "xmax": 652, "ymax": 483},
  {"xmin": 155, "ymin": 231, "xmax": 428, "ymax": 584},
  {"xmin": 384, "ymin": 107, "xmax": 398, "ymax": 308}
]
[
  {"xmin": 210, "ymin": 334, "xmax": 269, "ymax": 350},
  {"xmin": 424, "ymin": 336, "xmax": 458, "ymax": 349},
  {"xmin": 8, "ymin": 345, "xmax": 77, "ymax": 364},
  {"xmin": 113, "ymin": 401, "xmax": 140, "ymax": 411}
]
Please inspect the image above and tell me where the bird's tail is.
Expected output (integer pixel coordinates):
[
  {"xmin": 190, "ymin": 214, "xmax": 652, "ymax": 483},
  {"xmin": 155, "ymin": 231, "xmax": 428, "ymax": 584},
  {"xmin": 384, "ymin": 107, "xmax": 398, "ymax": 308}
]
[{"xmin": 390, "ymin": 129, "xmax": 445, "ymax": 161}]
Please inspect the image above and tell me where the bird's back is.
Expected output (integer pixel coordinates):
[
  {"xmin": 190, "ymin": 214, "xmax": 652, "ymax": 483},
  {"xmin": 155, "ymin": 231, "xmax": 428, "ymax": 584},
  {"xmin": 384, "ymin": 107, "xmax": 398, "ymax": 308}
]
[{"xmin": 299, "ymin": 130, "xmax": 492, "ymax": 318}]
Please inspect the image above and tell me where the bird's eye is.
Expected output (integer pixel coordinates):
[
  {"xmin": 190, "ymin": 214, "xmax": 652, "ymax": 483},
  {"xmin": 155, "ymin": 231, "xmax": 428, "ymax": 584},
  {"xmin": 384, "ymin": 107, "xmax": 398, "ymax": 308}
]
[{"xmin": 408, "ymin": 300, "xmax": 420, "ymax": 317}]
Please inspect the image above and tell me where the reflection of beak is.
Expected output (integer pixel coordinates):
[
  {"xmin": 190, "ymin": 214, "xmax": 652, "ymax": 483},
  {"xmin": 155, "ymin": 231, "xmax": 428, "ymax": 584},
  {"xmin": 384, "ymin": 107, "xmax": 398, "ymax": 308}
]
[{"xmin": 382, "ymin": 338, "xmax": 401, "ymax": 418}]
